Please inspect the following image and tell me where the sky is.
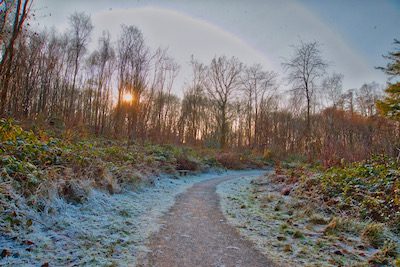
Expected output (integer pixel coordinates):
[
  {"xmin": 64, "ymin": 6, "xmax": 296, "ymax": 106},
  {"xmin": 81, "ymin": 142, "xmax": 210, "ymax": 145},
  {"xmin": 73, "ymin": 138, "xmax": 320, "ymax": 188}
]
[{"xmin": 31, "ymin": 0, "xmax": 400, "ymax": 95}]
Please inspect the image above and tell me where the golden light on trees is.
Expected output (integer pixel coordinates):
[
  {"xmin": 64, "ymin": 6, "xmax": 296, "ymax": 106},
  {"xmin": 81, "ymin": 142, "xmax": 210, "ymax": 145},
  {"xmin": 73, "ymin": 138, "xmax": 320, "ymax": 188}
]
[{"xmin": 122, "ymin": 93, "xmax": 133, "ymax": 103}]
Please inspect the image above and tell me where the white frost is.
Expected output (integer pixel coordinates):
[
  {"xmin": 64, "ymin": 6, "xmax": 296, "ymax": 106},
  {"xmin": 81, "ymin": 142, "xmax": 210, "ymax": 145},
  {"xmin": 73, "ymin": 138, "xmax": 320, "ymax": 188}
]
[{"xmin": 0, "ymin": 171, "xmax": 228, "ymax": 266}]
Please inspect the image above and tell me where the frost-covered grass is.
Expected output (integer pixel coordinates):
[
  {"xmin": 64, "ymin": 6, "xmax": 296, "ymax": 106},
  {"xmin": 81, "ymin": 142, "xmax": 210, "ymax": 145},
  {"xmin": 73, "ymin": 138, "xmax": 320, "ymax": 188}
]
[
  {"xmin": 0, "ymin": 119, "xmax": 272, "ymax": 265},
  {"xmin": 217, "ymin": 174, "xmax": 298, "ymax": 266},
  {"xmin": 217, "ymin": 173, "xmax": 400, "ymax": 267},
  {"xmin": 0, "ymin": 171, "xmax": 227, "ymax": 266}
]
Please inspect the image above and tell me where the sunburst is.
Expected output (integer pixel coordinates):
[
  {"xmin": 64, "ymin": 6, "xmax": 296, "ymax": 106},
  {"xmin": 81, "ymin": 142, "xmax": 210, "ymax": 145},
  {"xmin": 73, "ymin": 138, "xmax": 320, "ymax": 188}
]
[{"xmin": 122, "ymin": 93, "xmax": 133, "ymax": 102}]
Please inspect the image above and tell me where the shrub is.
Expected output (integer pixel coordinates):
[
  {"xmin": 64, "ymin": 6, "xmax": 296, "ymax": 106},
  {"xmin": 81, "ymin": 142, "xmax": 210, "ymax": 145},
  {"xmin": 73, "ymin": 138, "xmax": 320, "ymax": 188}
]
[
  {"xmin": 215, "ymin": 150, "xmax": 267, "ymax": 169},
  {"xmin": 175, "ymin": 155, "xmax": 201, "ymax": 171},
  {"xmin": 320, "ymin": 155, "xmax": 400, "ymax": 224},
  {"xmin": 202, "ymin": 156, "xmax": 221, "ymax": 169},
  {"xmin": 216, "ymin": 152, "xmax": 245, "ymax": 169},
  {"xmin": 58, "ymin": 180, "xmax": 90, "ymax": 204}
]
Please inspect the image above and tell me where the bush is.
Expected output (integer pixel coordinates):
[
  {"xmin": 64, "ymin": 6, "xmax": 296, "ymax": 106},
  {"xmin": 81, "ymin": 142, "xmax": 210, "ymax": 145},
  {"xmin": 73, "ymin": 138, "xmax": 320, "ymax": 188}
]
[
  {"xmin": 216, "ymin": 152, "xmax": 245, "ymax": 169},
  {"xmin": 175, "ymin": 155, "xmax": 201, "ymax": 171},
  {"xmin": 320, "ymin": 155, "xmax": 400, "ymax": 224},
  {"xmin": 216, "ymin": 151, "xmax": 267, "ymax": 169}
]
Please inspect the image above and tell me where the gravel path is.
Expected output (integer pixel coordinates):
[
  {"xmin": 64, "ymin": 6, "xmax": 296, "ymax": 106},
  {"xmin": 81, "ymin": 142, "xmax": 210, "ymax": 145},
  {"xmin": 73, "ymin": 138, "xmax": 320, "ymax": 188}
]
[{"xmin": 137, "ymin": 171, "xmax": 276, "ymax": 267}]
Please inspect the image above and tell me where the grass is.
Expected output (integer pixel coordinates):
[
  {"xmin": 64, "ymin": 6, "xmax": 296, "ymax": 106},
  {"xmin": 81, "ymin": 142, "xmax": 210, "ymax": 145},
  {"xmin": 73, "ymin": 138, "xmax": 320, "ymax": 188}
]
[
  {"xmin": 279, "ymin": 157, "xmax": 400, "ymax": 265},
  {"xmin": 309, "ymin": 214, "xmax": 329, "ymax": 225},
  {"xmin": 0, "ymin": 119, "xmax": 271, "ymax": 235},
  {"xmin": 0, "ymin": 120, "xmax": 188, "ymax": 233},
  {"xmin": 283, "ymin": 244, "xmax": 292, "ymax": 252},
  {"xmin": 368, "ymin": 241, "xmax": 398, "ymax": 265},
  {"xmin": 361, "ymin": 223, "xmax": 385, "ymax": 248},
  {"xmin": 323, "ymin": 217, "xmax": 362, "ymax": 236},
  {"xmin": 292, "ymin": 230, "xmax": 304, "ymax": 239},
  {"xmin": 219, "ymin": 155, "xmax": 400, "ymax": 266}
]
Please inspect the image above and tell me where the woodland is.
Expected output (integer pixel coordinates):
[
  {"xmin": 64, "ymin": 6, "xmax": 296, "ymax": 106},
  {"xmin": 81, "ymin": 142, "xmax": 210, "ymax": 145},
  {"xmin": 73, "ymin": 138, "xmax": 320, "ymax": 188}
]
[{"xmin": 1, "ymin": 1, "xmax": 400, "ymax": 266}]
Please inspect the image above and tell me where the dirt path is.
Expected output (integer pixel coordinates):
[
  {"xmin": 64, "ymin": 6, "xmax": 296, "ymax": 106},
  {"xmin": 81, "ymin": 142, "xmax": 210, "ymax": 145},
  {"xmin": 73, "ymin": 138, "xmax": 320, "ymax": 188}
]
[{"xmin": 137, "ymin": 172, "xmax": 276, "ymax": 267}]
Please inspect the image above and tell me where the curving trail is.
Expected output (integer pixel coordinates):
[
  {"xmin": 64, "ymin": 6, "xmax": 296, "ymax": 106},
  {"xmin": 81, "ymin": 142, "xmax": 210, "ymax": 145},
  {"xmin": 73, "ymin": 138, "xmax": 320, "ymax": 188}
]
[{"xmin": 137, "ymin": 172, "xmax": 276, "ymax": 267}]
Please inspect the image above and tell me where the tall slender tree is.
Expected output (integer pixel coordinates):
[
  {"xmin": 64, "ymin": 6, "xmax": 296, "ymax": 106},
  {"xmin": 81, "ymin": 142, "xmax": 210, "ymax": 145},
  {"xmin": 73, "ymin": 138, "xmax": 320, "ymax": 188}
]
[
  {"xmin": 0, "ymin": 0, "xmax": 32, "ymax": 116},
  {"xmin": 206, "ymin": 56, "xmax": 242, "ymax": 148},
  {"xmin": 241, "ymin": 64, "xmax": 277, "ymax": 147},
  {"xmin": 377, "ymin": 39, "xmax": 400, "ymax": 122},
  {"xmin": 283, "ymin": 41, "xmax": 328, "ymax": 145},
  {"xmin": 66, "ymin": 12, "xmax": 93, "ymax": 119}
]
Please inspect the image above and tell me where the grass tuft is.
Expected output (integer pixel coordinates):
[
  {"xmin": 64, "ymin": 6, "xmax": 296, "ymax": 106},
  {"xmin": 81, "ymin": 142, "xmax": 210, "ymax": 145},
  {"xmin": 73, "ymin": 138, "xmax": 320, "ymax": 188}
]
[{"xmin": 361, "ymin": 223, "xmax": 385, "ymax": 248}]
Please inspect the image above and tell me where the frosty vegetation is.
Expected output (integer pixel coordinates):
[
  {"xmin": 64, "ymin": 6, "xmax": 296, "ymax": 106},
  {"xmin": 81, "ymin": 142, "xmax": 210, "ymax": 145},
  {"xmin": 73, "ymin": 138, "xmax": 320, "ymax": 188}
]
[
  {"xmin": 1, "ymin": 171, "xmax": 230, "ymax": 265},
  {"xmin": 218, "ymin": 163, "xmax": 400, "ymax": 266},
  {"xmin": 1, "ymin": 1, "xmax": 400, "ymax": 266}
]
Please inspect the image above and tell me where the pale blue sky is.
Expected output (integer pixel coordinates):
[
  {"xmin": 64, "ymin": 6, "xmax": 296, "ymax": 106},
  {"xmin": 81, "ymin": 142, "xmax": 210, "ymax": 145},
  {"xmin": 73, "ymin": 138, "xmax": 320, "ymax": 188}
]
[
  {"xmin": 301, "ymin": 0, "xmax": 400, "ymax": 69},
  {"xmin": 33, "ymin": 0, "xmax": 400, "ymax": 94}
]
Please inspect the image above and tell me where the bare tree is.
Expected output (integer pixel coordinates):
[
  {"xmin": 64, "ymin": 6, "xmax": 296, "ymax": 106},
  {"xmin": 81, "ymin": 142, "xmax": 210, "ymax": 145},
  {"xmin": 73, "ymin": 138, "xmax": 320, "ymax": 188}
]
[
  {"xmin": 67, "ymin": 12, "xmax": 93, "ymax": 119},
  {"xmin": 0, "ymin": 9, "xmax": 397, "ymax": 162},
  {"xmin": 152, "ymin": 53, "xmax": 179, "ymax": 140},
  {"xmin": 89, "ymin": 31, "xmax": 115, "ymax": 133},
  {"xmin": 0, "ymin": 0, "xmax": 32, "ymax": 116},
  {"xmin": 322, "ymin": 72, "xmax": 344, "ymax": 108},
  {"xmin": 116, "ymin": 25, "xmax": 150, "ymax": 141},
  {"xmin": 206, "ymin": 56, "xmax": 242, "ymax": 148},
  {"xmin": 241, "ymin": 64, "xmax": 277, "ymax": 147},
  {"xmin": 283, "ymin": 41, "xmax": 328, "ymax": 138},
  {"xmin": 356, "ymin": 82, "xmax": 381, "ymax": 117},
  {"xmin": 181, "ymin": 57, "xmax": 208, "ymax": 144}
]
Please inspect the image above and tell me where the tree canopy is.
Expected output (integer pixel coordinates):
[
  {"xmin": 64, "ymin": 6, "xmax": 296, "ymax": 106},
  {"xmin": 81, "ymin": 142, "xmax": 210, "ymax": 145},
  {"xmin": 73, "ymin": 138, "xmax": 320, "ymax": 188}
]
[{"xmin": 377, "ymin": 39, "xmax": 400, "ymax": 121}]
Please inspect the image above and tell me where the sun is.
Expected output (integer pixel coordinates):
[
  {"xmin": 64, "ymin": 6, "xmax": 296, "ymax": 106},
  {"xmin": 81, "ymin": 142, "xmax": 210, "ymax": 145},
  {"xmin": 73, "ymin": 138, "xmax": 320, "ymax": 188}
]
[{"xmin": 122, "ymin": 93, "xmax": 133, "ymax": 102}]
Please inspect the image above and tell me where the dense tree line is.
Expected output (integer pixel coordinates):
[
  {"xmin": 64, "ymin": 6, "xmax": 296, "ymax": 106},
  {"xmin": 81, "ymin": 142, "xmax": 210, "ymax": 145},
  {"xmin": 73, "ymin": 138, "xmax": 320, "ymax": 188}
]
[{"xmin": 1, "ymin": 7, "xmax": 399, "ymax": 164}]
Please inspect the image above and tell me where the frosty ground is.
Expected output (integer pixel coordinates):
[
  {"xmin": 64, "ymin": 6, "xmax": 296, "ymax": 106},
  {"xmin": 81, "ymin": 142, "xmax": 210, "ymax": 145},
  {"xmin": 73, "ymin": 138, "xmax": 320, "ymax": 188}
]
[
  {"xmin": 136, "ymin": 170, "xmax": 271, "ymax": 267},
  {"xmin": 217, "ymin": 173, "xmax": 400, "ymax": 267},
  {"xmin": 0, "ymin": 170, "xmax": 247, "ymax": 266}
]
